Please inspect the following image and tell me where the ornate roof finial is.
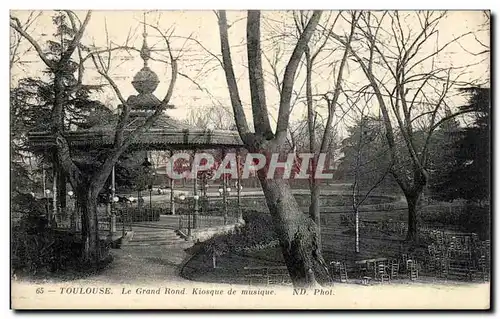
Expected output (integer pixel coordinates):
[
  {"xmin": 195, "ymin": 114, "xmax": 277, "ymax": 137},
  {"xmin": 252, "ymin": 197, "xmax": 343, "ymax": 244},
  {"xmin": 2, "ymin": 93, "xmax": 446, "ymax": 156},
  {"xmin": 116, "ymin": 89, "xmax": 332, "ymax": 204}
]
[
  {"xmin": 140, "ymin": 11, "xmax": 151, "ymax": 67},
  {"xmin": 130, "ymin": 10, "xmax": 160, "ymax": 102}
]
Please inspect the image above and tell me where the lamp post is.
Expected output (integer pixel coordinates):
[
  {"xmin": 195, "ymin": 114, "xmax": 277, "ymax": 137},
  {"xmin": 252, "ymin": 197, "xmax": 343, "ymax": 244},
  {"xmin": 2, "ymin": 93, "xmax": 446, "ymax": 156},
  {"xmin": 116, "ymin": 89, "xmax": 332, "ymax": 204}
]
[
  {"xmin": 193, "ymin": 165, "xmax": 198, "ymax": 229},
  {"xmin": 68, "ymin": 190, "xmax": 75, "ymax": 230},
  {"xmin": 170, "ymin": 178, "xmax": 175, "ymax": 215},
  {"xmin": 236, "ymin": 150, "xmax": 243, "ymax": 222},
  {"xmin": 179, "ymin": 194, "xmax": 189, "ymax": 237},
  {"xmin": 193, "ymin": 194, "xmax": 199, "ymax": 229},
  {"xmin": 45, "ymin": 189, "xmax": 51, "ymax": 224},
  {"xmin": 148, "ymin": 184, "xmax": 153, "ymax": 220},
  {"xmin": 223, "ymin": 176, "xmax": 228, "ymax": 224},
  {"xmin": 236, "ymin": 182, "xmax": 243, "ymax": 222},
  {"xmin": 127, "ymin": 195, "xmax": 135, "ymax": 221},
  {"xmin": 110, "ymin": 165, "xmax": 117, "ymax": 232},
  {"xmin": 219, "ymin": 178, "xmax": 229, "ymax": 225},
  {"xmin": 111, "ymin": 196, "xmax": 119, "ymax": 234},
  {"xmin": 142, "ymin": 156, "xmax": 153, "ymax": 221},
  {"xmin": 218, "ymin": 186, "xmax": 224, "ymax": 222},
  {"xmin": 226, "ymin": 186, "xmax": 231, "ymax": 224}
]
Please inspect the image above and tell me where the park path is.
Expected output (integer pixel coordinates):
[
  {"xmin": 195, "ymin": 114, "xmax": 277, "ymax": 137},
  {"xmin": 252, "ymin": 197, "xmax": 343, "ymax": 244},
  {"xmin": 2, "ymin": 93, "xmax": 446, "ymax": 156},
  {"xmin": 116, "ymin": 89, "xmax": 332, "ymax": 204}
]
[{"xmin": 60, "ymin": 216, "xmax": 196, "ymax": 286}]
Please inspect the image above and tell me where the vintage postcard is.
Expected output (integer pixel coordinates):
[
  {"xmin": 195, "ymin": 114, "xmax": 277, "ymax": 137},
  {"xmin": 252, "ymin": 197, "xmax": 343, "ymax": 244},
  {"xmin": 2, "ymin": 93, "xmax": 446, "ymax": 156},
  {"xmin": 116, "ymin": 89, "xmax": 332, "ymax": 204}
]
[{"xmin": 10, "ymin": 9, "xmax": 490, "ymax": 309}]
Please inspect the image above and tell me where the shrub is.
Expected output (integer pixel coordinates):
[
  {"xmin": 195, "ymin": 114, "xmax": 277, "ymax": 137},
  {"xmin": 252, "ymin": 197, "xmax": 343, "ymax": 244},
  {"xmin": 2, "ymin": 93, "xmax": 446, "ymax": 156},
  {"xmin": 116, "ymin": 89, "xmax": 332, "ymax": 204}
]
[
  {"xmin": 418, "ymin": 202, "xmax": 490, "ymax": 239},
  {"xmin": 199, "ymin": 210, "xmax": 277, "ymax": 257},
  {"xmin": 12, "ymin": 194, "xmax": 113, "ymax": 276}
]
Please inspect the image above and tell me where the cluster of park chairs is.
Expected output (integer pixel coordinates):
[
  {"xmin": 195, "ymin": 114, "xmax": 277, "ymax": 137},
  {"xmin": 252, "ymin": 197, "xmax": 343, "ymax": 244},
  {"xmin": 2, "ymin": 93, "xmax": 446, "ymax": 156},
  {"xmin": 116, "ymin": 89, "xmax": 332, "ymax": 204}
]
[
  {"xmin": 243, "ymin": 266, "xmax": 292, "ymax": 286},
  {"xmin": 330, "ymin": 255, "xmax": 420, "ymax": 285},
  {"xmin": 424, "ymin": 231, "xmax": 489, "ymax": 281}
]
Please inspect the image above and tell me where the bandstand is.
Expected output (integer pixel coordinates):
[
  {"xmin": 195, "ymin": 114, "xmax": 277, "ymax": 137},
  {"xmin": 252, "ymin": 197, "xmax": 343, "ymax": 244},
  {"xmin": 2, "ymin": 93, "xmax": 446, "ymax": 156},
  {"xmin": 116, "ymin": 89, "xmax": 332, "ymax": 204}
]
[{"xmin": 27, "ymin": 22, "xmax": 245, "ymax": 240}]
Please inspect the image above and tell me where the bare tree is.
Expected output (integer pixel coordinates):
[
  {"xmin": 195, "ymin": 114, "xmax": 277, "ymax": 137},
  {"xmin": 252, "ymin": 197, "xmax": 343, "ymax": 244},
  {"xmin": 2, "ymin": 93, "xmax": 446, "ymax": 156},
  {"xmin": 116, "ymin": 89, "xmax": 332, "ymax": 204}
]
[
  {"xmin": 218, "ymin": 10, "xmax": 331, "ymax": 287},
  {"xmin": 187, "ymin": 104, "xmax": 236, "ymax": 130},
  {"xmin": 341, "ymin": 93, "xmax": 391, "ymax": 252},
  {"xmin": 292, "ymin": 11, "xmax": 357, "ymax": 242},
  {"xmin": 10, "ymin": 11, "xmax": 41, "ymax": 71},
  {"xmin": 330, "ymin": 11, "xmax": 486, "ymax": 242},
  {"xmin": 11, "ymin": 10, "xmax": 179, "ymax": 264}
]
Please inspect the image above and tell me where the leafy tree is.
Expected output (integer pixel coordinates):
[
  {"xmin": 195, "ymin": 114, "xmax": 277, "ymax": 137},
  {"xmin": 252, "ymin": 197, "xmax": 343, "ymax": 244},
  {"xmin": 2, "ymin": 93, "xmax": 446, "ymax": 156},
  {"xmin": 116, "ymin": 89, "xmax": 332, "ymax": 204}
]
[
  {"xmin": 11, "ymin": 12, "xmax": 111, "ymax": 209},
  {"xmin": 430, "ymin": 87, "xmax": 490, "ymax": 204}
]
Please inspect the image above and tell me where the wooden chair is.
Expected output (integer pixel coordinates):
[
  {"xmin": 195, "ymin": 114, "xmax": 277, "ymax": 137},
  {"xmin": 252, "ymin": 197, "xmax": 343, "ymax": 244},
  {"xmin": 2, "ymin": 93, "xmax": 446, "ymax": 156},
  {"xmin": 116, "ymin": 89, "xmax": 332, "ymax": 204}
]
[
  {"xmin": 267, "ymin": 267, "xmax": 291, "ymax": 285},
  {"xmin": 330, "ymin": 261, "xmax": 341, "ymax": 275},
  {"xmin": 339, "ymin": 262, "xmax": 348, "ymax": 283},
  {"xmin": 390, "ymin": 260, "xmax": 400, "ymax": 279},
  {"xmin": 378, "ymin": 263, "xmax": 390, "ymax": 283},
  {"xmin": 407, "ymin": 260, "xmax": 418, "ymax": 281},
  {"xmin": 478, "ymin": 255, "xmax": 489, "ymax": 282},
  {"xmin": 401, "ymin": 254, "xmax": 409, "ymax": 271},
  {"xmin": 244, "ymin": 267, "xmax": 268, "ymax": 286}
]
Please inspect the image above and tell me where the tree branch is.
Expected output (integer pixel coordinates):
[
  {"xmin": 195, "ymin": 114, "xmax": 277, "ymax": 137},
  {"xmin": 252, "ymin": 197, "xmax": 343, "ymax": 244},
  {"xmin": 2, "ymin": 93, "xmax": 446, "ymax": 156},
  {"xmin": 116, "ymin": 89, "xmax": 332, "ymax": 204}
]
[
  {"xmin": 10, "ymin": 15, "xmax": 55, "ymax": 70},
  {"xmin": 218, "ymin": 10, "xmax": 251, "ymax": 142},
  {"xmin": 59, "ymin": 11, "xmax": 92, "ymax": 65},
  {"xmin": 276, "ymin": 10, "xmax": 322, "ymax": 141},
  {"xmin": 247, "ymin": 11, "xmax": 274, "ymax": 138}
]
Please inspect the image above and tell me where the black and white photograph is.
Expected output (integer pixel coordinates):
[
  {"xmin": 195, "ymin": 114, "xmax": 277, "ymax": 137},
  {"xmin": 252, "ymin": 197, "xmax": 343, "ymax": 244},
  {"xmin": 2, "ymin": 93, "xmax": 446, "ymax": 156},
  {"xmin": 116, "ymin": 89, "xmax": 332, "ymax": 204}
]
[{"xmin": 9, "ymin": 9, "xmax": 491, "ymax": 309}]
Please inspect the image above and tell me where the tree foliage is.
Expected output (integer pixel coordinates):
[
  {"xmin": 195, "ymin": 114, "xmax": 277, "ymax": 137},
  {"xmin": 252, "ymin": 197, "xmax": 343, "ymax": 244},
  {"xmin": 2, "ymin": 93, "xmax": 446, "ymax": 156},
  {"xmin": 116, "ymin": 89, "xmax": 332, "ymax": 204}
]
[
  {"xmin": 430, "ymin": 87, "xmax": 490, "ymax": 203},
  {"xmin": 10, "ymin": 12, "xmax": 111, "ymax": 199}
]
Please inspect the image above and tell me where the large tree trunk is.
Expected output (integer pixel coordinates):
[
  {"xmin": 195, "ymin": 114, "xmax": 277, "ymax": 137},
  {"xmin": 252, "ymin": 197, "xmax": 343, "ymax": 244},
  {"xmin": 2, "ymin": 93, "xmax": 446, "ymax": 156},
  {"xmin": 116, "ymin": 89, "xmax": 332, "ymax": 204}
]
[
  {"xmin": 57, "ymin": 168, "xmax": 67, "ymax": 217},
  {"xmin": 405, "ymin": 190, "xmax": 421, "ymax": 243},
  {"xmin": 403, "ymin": 167, "xmax": 427, "ymax": 243},
  {"xmin": 305, "ymin": 49, "xmax": 320, "ymax": 231},
  {"xmin": 258, "ymin": 175, "xmax": 331, "ymax": 287},
  {"xmin": 77, "ymin": 186, "xmax": 100, "ymax": 265},
  {"xmin": 309, "ymin": 182, "xmax": 321, "ymax": 241}
]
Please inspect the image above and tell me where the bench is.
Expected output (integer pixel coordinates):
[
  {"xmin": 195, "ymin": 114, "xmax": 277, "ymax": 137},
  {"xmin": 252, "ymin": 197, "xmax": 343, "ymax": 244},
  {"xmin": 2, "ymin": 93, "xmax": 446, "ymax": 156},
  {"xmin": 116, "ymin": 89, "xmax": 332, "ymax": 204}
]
[{"xmin": 244, "ymin": 266, "xmax": 292, "ymax": 286}]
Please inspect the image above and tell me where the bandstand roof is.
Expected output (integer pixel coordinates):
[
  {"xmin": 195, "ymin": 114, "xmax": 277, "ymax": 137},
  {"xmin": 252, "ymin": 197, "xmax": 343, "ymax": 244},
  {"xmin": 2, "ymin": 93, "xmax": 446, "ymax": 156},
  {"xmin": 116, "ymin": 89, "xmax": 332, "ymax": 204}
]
[
  {"xmin": 27, "ymin": 113, "xmax": 243, "ymax": 151},
  {"xmin": 27, "ymin": 21, "xmax": 243, "ymax": 152}
]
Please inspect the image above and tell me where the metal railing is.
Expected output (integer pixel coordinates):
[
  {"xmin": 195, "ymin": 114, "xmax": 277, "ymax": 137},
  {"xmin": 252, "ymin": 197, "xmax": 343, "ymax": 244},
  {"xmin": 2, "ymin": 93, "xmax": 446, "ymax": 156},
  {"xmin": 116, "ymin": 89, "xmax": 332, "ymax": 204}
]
[{"xmin": 50, "ymin": 206, "xmax": 132, "ymax": 235}]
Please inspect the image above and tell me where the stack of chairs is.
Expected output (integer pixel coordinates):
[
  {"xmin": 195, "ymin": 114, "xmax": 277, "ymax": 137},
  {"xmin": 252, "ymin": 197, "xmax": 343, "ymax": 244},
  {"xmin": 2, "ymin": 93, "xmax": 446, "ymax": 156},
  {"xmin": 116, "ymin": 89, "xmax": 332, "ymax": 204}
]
[
  {"xmin": 477, "ymin": 255, "xmax": 489, "ymax": 282},
  {"xmin": 437, "ymin": 232, "xmax": 445, "ymax": 248},
  {"xmin": 245, "ymin": 267, "xmax": 292, "ymax": 286},
  {"xmin": 245, "ymin": 268, "xmax": 269, "ymax": 286},
  {"xmin": 330, "ymin": 261, "xmax": 348, "ymax": 283},
  {"xmin": 401, "ymin": 254, "xmax": 409, "ymax": 271},
  {"xmin": 267, "ymin": 267, "xmax": 292, "ymax": 286},
  {"xmin": 339, "ymin": 262, "xmax": 348, "ymax": 283},
  {"xmin": 440, "ymin": 254, "xmax": 449, "ymax": 279},
  {"xmin": 407, "ymin": 259, "xmax": 419, "ymax": 281},
  {"xmin": 426, "ymin": 244, "xmax": 438, "ymax": 273},
  {"xmin": 479, "ymin": 240, "xmax": 490, "ymax": 281},
  {"xmin": 377, "ymin": 262, "xmax": 390, "ymax": 283},
  {"xmin": 447, "ymin": 259, "xmax": 473, "ymax": 281},
  {"xmin": 401, "ymin": 254, "xmax": 415, "ymax": 273},
  {"xmin": 390, "ymin": 259, "xmax": 400, "ymax": 280}
]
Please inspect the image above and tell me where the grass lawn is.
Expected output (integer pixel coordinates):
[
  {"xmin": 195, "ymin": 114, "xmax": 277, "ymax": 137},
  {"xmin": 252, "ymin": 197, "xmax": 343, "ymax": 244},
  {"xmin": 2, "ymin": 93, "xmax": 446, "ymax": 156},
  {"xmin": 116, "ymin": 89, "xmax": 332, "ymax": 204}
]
[{"xmin": 181, "ymin": 208, "xmax": 427, "ymax": 285}]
